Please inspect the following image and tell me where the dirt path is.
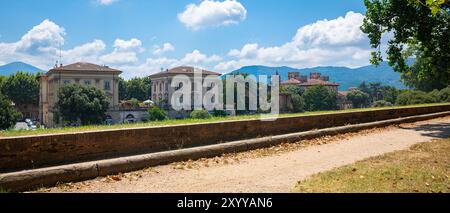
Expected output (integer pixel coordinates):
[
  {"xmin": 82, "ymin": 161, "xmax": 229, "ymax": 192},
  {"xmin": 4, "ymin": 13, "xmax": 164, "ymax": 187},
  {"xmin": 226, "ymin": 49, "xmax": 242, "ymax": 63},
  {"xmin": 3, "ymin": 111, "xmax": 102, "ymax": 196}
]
[{"xmin": 44, "ymin": 116, "xmax": 450, "ymax": 193}]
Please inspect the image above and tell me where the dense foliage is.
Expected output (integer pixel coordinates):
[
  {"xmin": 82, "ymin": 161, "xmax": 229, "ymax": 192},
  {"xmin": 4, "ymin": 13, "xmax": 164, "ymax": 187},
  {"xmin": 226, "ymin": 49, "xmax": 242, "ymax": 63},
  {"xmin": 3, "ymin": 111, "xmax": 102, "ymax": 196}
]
[
  {"xmin": 346, "ymin": 89, "xmax": 370, "ymax": 108},
  {"xmin": 0, "ymin": 93, "xmax": 22, "ymax": 130},
  {"xmin": 395, "ymin": 90, "xmax": 436, "ymax": 105},
  {"xmin": 291, "ymin": 94, "xmax": 306, "ymax": 112},
  {"xmin": 361, "ymin": 0, "xmax": 450, "ymax": 91},
  {"xmin": 190, "ymin": 109, "xmax": 212, "ymax": 119},
  {"xmin": 303, "ymin": 85, "xmax": 337, "ymax": 111},
  {"xmin": 372, "ymin": 100, "xmax": 394, "ymax": 107},
  {"xmin": 119, "ymin": 76, "xmax": 152, "ymax": 101},
  {"xmin": 147, "ymin": 106, "xmax": 167, "ymax": 121},
  {"xmin": 55, "ymin": 84, "xmax": 110, "ymax": 126},
  {"xmin": 1, "ymin": 72, "xmax": 39, "ymax": 105}
]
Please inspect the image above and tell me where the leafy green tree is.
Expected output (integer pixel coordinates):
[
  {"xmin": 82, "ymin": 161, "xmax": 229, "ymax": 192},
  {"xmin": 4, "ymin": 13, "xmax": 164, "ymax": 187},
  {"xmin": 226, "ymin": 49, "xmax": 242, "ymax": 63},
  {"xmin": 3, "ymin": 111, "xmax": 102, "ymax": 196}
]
[
  {"xmin": 1, "ymin": 72, "xmax": 39, "ymax": 105},
  {"xmin": 291, "ymin": 94, "xmax": 305, "ymax": 112},
  {"xmin": 361, "ymin": 0, "xmax": 450, "ymax": 91},
  {"xmin": 126, "ymin": 77, "xmax": 151, "ymax": 101},
  {"xmin": 438, "ymin": 86, "xmax": 450, "ymax": 102},
  {"xmin": 118, "ymin": 77, "xmax": 128, "ymax": 101},
  {"xmin": 395, "ymin": 90, "xmax": 436, "ymax": 105},
  {"xmin": 380, "ymin": 86, "xmax": 401, "ymax": 104},
  {"xmin": 147, "ymin": 106, "xmax": 167, "ymax": 121},
  {"xmin": 303, "ymin": 85, "xmax": 337, "ymax": 111},
  {"xmin": 428, "ymin": 89, "xmax": 442, "ymax": 102},
  {"xmin": 347, "ymin": 89, "xmax": 371, "ymax": 108},
  {"xmin": 372, "ymin": 100, "xmax": 393, "ymax": 107},
  {"xmin": 0, "ymin": 93, "xmax": 22, "ymax": 130},
  {"xmin": 190, "ymin": 109, "xmax": 212, "ymax": 119},
  {"xmin": 55, "ymin": 84, "xmax": 110, "ymax": 125},
  {"xmin": 281, "ymin": 85, "xmax": 301, "ymax": 95}
]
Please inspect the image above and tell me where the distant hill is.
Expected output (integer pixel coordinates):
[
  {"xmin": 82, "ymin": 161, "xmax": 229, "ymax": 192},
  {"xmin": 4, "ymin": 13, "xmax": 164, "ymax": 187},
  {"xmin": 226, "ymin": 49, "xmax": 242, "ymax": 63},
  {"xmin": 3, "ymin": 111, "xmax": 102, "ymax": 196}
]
[
  {"xmin": 225, "ymin": 62, "xmax": 408, "ymax": 90},
  {"xmin": 0, "ymin": 62, "xmax": 43, "ymax": 76}
]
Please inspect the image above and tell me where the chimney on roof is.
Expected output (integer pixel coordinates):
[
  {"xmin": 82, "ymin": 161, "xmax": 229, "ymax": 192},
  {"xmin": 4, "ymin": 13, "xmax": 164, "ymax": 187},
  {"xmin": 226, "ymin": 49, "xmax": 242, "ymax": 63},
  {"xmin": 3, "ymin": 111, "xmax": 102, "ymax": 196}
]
[{"xmin": 310, "ymin": 72, "xmax": 321, "ymax": 80}]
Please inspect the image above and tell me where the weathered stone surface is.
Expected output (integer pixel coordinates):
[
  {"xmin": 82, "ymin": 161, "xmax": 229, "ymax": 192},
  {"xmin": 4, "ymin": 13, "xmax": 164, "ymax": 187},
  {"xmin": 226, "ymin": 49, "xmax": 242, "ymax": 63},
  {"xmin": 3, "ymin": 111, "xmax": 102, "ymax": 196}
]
[{"xmin": 0, "ymin": 105, "xmax": 449, "ymax": 173}]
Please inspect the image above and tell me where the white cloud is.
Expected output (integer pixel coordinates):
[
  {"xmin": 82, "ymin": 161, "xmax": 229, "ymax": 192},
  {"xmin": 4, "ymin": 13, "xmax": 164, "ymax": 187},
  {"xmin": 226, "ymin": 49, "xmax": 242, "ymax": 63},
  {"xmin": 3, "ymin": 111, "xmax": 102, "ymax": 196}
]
[
  {"xmin": 0, "ymin": 19, "xmax": 66, "ymax": 68},
  {"xmin": 113, "ymin": 38, "xmax": 143, "ymax": 52},
  {"xmin": 178, "ymin": 0, "xmax": 247, "ymax": 30},
  {"xmin": 97, "ymin": 0, "xmax": 118, "ymax": 5},
  {"xmin": 215, "ymin": 11, "xmax": 373, "ymax": 72},
  {"xmin": 181, "ymin": 49, "xmax": 222, "ymax": 65},
  {"xmin": 119, "ymin": 50, "xmax": 222, "ymax": 78},
  {"xmin": 292, "ymin": 11, "xmax": 366, "ymax": 48},
  {"xmin": 152, "ymin": 42, "xmax": 175, "ymax": 55},
  {"xmin": 99, "ymin": 38, "xmax": 143, "ymax": 65},
  {"xmin": 63, "ymin": 40, "xmax": 106, "ymax": 63}
]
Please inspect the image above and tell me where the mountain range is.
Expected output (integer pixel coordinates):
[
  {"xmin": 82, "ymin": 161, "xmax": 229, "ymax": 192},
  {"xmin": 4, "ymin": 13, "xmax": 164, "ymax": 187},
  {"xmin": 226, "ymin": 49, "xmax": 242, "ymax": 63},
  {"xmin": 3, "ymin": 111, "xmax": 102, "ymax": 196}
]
[
  {"xmin": 0, "ymin": 62, "xmax": 43, "ymax": 76},
  {"xmin": 1, "ymin": 61, "xmax": 408, "ymax": 90},
  {"xmin": 226, "ymin": 61, "xmax": 408, "ymax": 90}
]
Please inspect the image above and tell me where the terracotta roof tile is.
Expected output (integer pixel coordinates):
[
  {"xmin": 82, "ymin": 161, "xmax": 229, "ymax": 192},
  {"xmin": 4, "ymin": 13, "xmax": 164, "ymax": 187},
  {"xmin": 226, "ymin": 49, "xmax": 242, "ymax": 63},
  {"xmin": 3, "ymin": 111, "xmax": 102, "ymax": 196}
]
[
  {"xmin": 299, "ymin": 79, "xmax": 340, "ymax": 86},
  {"xmin": 149, "ymin": 66, "xmax": 221, "ymax": 78},
  {"xmin": 50, "ymin": 62, "xmax": 122, "ymax": 73}
]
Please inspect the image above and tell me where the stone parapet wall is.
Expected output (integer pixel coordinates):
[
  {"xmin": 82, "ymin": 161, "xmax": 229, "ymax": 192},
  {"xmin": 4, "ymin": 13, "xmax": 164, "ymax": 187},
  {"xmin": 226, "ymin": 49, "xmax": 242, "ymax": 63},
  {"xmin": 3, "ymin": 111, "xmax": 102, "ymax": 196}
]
[{"xmin": 1, "ymin": 104, "xmax": 449, "ymax": 172}]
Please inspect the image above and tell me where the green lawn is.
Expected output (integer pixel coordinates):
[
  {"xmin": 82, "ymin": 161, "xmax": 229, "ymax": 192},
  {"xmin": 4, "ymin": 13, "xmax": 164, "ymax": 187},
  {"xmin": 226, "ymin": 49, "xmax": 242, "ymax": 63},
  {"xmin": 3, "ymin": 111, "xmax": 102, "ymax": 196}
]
[
  {"xmin": 294, "ymin": 138, "xmax": 450, "ymax": 193},
  {"xmin": 1, "ymin": 103, "xmax": 448, "ymax": 138}
]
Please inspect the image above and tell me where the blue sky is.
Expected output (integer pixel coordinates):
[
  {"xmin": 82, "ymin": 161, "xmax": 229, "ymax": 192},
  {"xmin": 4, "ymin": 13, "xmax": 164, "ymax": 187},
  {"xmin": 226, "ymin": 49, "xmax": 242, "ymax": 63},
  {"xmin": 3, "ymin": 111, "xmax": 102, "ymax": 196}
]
[{"xmin": 0, "ymin": 0, "xmax": 371, "ymax": 78}]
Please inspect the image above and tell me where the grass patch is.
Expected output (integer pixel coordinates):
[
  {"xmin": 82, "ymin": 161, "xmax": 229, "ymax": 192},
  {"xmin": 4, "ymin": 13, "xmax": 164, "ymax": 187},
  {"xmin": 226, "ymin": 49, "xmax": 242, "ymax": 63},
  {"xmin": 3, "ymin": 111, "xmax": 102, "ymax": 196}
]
[
  {"xmin": 294, "ymin": 138, "xmax": 450, "ymax": 193},
  {"xmin": 0, "ymin": 103, "xmax": 448, "ymax": 138}
]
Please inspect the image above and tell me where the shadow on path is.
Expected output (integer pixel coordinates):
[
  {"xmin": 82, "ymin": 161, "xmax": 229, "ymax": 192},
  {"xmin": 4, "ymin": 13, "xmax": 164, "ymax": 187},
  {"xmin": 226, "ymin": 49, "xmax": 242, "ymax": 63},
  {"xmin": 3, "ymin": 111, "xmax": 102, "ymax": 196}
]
[{"xmin": 399, "ymin": 122, "xmax": 450, "ymax": 139}]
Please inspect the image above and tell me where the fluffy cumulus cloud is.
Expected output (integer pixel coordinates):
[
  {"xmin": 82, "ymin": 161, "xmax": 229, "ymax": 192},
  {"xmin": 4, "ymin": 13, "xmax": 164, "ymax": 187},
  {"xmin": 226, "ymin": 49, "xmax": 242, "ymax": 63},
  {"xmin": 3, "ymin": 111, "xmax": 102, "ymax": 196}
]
[
  {"xmin": 152, "ymin": 43, "xmax": 175, "ymax": 55},
  {"xmin": 62, "ymin": 40, "xmax": 106, "ymax": 63},
  {"xmin": 121, "ymin": 49, "xmax": 222, "ymax": 78},
  {"xmin": 0, "ymin": 19, "xmax": 65, "ymax": 68},
  {"xmin": 181, "ymin": 50, "xmax": 222, "ymax": 65},
  {"xmin": 100, "ymin": 38, "xmax": 144, "ymax": 65},
  {"xmin": 215, "ymin": 11, "xmax": 373, "ymax": 71},
  {"xmin": 178, "ymin": 0, "xmax": 247, "ymax": 30},
  {"xmin": 97, "ymin": 0, "xmax": 118, "ymax": 5}
]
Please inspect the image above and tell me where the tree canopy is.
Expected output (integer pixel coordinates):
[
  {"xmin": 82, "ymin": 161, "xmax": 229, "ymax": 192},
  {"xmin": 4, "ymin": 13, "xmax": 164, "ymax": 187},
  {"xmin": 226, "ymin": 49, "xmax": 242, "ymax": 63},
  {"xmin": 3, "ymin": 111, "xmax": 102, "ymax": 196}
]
[
  {"xmin": 55, "ymin": 84, "xmax": 110, "ymax": 126},
  {"xmin": 1, "ymin": 72, "xmax": 39, "ymax": 105},
  {"xmin": 361, "ymin": 0, "xmax": 450, "ymax": 91},
  {"xmin": 347, "ymin": 89, "xmax": 371, "ymax": 108},
  {"xmin": 119, "ymin": 77, "xmax": 152, "ymax": 101},
  {"xmin": 0, "ymin": 93, "xmax": 21, "ymax": 130},
  {"xmin": 303, "ymin": 85, "xmax": 337, "ymax": 111}
]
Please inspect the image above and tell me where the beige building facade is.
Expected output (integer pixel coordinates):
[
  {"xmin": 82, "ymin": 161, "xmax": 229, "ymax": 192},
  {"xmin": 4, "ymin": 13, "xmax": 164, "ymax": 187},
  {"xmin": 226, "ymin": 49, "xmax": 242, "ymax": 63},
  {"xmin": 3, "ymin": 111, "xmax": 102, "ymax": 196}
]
[
  {"xmin": 149, "ymin": 66, "xmax": 222, "ymax": 118},
  {"xmin": 38, "ymin": 62, "xmax": 122, "ymax": 127}
]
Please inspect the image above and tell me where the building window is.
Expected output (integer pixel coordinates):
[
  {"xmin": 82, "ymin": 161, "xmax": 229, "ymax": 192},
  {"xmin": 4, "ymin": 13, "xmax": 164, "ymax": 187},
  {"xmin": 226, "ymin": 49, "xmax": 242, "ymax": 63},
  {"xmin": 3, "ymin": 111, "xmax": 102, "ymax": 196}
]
[
  {"xmin": 104, "ymin": 81, "xmax": 111, "ymax": 90},
  {"xmin": 63, "ymin": 80, "xmax": 71, "ymax": 85},
  {"xmin": 176, "ymin": 82, "xmax": 183, "ymax": 90},
  {"xmin": 84, "ymin": 80, "xmax": 91, "ymax": 86},
  {"xmin": 207, "ymin": 83, "xmax": 214, "ymax": 91}
]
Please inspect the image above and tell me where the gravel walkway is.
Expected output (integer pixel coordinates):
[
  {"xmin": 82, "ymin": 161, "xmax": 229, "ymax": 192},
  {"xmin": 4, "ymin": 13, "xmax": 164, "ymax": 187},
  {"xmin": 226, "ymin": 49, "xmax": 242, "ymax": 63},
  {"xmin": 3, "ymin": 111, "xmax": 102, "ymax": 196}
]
[{"xmin": 43, "ymin": 116, "xmax": 450, "ymax": 193}]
